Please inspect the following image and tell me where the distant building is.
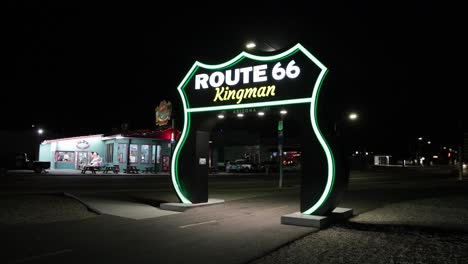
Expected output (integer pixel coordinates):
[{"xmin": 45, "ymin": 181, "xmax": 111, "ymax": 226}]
[
  {"xmin": 209, "ymin": 129, "xmax": 301, "ymax": 171},
  {"xmin": 374, "ymin": 155, "xmax": 391, "ymax": 166},
  {"xmin": 38, "ymin": 128, "xmax": 179, "ymax": 172}
]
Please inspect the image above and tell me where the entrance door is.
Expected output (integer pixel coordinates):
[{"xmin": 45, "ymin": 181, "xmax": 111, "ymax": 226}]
[{"xmin": 77, "ymin": 152, "xmax": 89, "ymax": 169}]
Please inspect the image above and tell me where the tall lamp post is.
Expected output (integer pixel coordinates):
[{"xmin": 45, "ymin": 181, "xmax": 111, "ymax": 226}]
[
  {"xmin": 334, "ymin": 112, "xmax": 359, "ymax": 136},
  {"xmin": 278, "ymin": 110, "xmax": 287, "ymax": 188},
  {"xmin": 34, "ymin": 125, "xmax": 44, "ymax": 161},
  {"xmin": 334, "ymin": 112, "xmax": 359, "ymax": 169}
]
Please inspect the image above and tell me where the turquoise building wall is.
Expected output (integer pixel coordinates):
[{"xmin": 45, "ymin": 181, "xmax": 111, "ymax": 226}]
[{"xmin": 39, "ymin": 134, "xmax": 172, "ymax": 172}]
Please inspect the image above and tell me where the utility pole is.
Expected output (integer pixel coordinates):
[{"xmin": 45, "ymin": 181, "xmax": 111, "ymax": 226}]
[
  {"xmin": 278, "ymin": 116, "xmax": 284, "ymax": 188},
  {"xmin": 459, "ymin": 119, "xmax": 464, "ymax": 181},
  {"xmin": 459, "ymin": 145, "xmax": 463, "ymax": 181}
]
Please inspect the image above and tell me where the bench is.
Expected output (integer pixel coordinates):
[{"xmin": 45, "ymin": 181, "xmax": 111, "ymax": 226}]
[
  {"xmin": 123, "ymin": 166, "xmax": 140, "ymax": 174},
  {"xmin": 102, "ymin": 165, "xmax": 120, "ymax": 174},
  {"xmin": 81, "ymin": 166, "xmax": 100, "ymax": 174},
  {"xmin": 143, "ymin": 167, "xmax": 155, "ymax": 173}
]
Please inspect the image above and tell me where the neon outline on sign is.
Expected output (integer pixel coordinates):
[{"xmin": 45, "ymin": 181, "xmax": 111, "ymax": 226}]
[{"xmin": 171, "ymin": 43, "xmax": 335, "ymax": 215}]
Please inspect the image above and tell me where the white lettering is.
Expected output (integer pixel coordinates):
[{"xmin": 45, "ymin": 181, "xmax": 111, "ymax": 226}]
[
  {"xmin": 209, "ymin": 72, "xmax": 225, "ymax": 88},
  {"xmin": 195, "ymin": 74, "xmax": 209, "ymax": 89},
  {"xmin": 253, "ymin": 64, "xmax": 268, "ymax": 83},
  {"xmin": 225, "ymin": 69, "xmax": 240, "ymax": 86},
  {"xmin": 193, "ymin": 60, "xmax": 300, "ymax": 90},
  {"xmin": 239, "ymin": 67, "xmax": 253, "ymax": 84}
]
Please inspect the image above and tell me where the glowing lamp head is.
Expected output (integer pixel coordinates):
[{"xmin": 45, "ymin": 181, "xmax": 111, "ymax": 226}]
[
  {"xmin": 246, "ymin": 42, "xmax": 256, "ymax": 49},
  {"xmin": 280, "ymin": 110, "xmax": 287, "ymax": 115},
  {"xmin": 237, "ymin": 113, "xmax": 244, "ymax": 118},
  {"xmin": 257, "ymin": 112, "xmax": 265, "ymax": 117},
  {"xmin": 348, "ymin": 113, "xmax": 358, "ymax": 120},
  {"xmin": 217, "ymin": 114, "xmax": 225, "ymax": 119},
  {"xmin": 37, "ymin": 129, "xmax": 44, "ymax": 135}
]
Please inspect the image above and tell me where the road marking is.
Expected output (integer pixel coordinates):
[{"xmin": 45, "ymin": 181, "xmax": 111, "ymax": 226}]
[
  {"xmin": 179, "ymin": 220, "xmax": 218, "ymax": 229},
  {"xmin": 12, "ymin": 249, "xmax": 72, "ymax": 264}
]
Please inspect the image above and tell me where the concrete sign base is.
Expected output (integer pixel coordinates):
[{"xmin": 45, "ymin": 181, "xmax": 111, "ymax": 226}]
[
  {"xmin": 331, "ymin": 207, "xmax": 353, "ymax": 219},
  {"xmin": 281, "ymin": 212, "xmax": 329, "ymax": 228},
  {"xmin": 160, "ymin": 199, "xmax": 224, "ymax": 212},
  {"xmin": 281, "ymin": 207, "xmax": 353, "ymax": 228}
]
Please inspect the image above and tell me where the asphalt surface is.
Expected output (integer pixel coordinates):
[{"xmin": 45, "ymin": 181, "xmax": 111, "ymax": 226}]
[{"xmin": 1, "ymin": 166, "xmax": 467, "ymax": 264}]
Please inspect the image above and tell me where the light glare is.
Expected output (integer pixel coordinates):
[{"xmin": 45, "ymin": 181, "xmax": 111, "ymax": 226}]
[
  {"xmin": 246, "ymin": 42, "xmax": 256, "ymax": 49},
  {"xmin": 349, "ymin": 113, "xmax": 358, "ymax": 120}
]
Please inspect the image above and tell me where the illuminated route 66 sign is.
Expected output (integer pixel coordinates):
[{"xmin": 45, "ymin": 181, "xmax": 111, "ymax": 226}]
[{"xmin": 171, "ymin": 43, "xmax": 347, "ymax": 216}]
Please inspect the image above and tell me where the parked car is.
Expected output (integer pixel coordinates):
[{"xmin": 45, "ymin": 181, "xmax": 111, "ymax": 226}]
[
  {"xmin": 0, "ymin": 152, "xmax": 50, "ymax": 175},
  {"xmin": 225, "ymin": 159, "xmax": 258, "ymax": 173}
]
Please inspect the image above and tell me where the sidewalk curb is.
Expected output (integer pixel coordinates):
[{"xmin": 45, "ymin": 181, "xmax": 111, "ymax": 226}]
[{"xmin": 63, "ymin": 192, "xmax": 102, "ymax": 215}]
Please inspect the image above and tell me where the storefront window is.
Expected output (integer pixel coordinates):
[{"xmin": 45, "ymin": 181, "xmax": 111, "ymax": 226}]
[
  {"xmin": 55, "ymin": 151, "xmax": 75, "ymax": 162},
  {"xmin": 118, "ymin": 144, "xmax": 127, "ymax": 163},
  {"xmin": 77, "ymin": 152, "xmax": 90, "ymax": 168},
  {"xmin": 157, "ymin": 145, "xmax": 161, "ymax": 164},
  {"xmin": 106, "ymin": 143, "xmax": 114, "ymax": 163},
  {"xmin": 140, "ymin": 145, "xmax": 149, "ymax": 164},
  {"xmin": 151, "ymin": 145, "xmax": 156, "ymax": 164},
  {"xmin": 129, "ymin": 144, "xmax": 138, "ymax": 163}
]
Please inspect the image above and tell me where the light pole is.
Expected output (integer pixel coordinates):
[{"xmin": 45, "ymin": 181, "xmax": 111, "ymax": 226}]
[
  {"xmin": 415, "ymin": 137, "xmax": 431, "ymax": 166},
  {"xmin": 334, "ymin": 112, "xmax": 359, "ymax": 170},
  {"xmin": 334, "ymin": 112, "xmax": 359, "ymax": 136},
  {"xmin": 278, "ymin": 110, "xmax": 287, "ymax": 188},
  {"xmin": 35, "ymin": 127, "xmax": 44, "ymax": 161}
]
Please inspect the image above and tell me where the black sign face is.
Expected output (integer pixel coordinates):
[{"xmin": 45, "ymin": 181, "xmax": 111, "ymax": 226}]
[
  {"xmin": 172, "ymin": 44, "xmax": 347, "ymax": 216},
  {"xmin": 179, "ymin": 45, "xmax": 324, "ymax": 111}
]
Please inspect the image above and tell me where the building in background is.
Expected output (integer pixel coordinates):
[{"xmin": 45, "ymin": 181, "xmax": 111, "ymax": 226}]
[{"xmin": 39, "ymin": 128, "xmax": 179, "ymax": 172}]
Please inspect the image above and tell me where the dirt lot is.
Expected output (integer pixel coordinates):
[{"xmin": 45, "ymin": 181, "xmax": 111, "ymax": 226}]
[
  {"xmin": 251, "ymin": 195, "xmax": 468, "ymax": 264},
  {"xmin": 0, "ymin": 193, "xmax": 98, "ymax": 225}
]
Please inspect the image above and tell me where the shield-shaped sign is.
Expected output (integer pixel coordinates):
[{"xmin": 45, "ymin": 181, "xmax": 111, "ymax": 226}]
[{"xmin": 171, "ymin": 43, "xmax": 347, "ymax": 216}]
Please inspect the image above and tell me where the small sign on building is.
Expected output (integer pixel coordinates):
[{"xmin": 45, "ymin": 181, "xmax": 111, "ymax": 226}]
[{"xmin": 155, "ymin": 100, "xmax": 172, "ymax": 126}]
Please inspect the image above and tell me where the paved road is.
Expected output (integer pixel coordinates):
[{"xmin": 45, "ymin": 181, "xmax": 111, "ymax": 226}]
[
  {"xmin": 0, "ymin": 166, "xmax": 456, "ymax": 193},
  {"xmin": 1, "ymin": 166, "xmax": 466, "ymax": 264}
]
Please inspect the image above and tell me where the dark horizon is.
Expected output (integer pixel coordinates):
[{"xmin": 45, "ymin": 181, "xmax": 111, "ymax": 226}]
[{"xmin": 4, "ymin": 2, "xmax": 464, "ymax": 156}]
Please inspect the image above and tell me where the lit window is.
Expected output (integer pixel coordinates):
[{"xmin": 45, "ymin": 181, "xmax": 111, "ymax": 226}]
[
  {"xmin": 129, "ymin": 144, "xmax": 138, "ymax": 163},
  {"xmin": 118, "ymin": 144, "xmax": 127, "ymax": 163},
  {"xmin": 140, "ymin": 145, "xmax": 149, "ymax": 164},
  {"xmin": 55, "ymin": 151, "xmax": 75, "ymax": 163}
]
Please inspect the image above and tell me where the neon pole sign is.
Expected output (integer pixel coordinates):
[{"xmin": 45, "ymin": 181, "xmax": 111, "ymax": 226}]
[{"xmin": 171, "ymin": 43, "xmax": 342, "ymax": 215}]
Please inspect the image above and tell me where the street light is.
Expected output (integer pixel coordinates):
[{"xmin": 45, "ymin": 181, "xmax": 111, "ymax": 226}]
[
  {"xmin": 334, "ymin": 112, "xmax": 359, "ymax": 135},
  {"xmin": 245, "ymin": 41, "xmax": 276, "ymax": 52},
  {"xmin": 349, "ymin": 113, "xmax": 358, "ymax": 120},
  {"xmin": 37, "ymin": 129, "xmax": 44, "ymax": 135},
  {"xmin": 246, "ymin": 42, "xmax": 256, "ymax": 49}
]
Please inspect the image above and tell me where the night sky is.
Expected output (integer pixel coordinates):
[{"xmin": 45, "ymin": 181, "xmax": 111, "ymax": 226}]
[{"xmin": 4, "ymin": 1, "xmax": 464, "ymax": 156}]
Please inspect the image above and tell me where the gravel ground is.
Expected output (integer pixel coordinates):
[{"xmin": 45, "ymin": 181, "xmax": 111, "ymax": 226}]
[
  {"xmin": 251, "ymin": 195, "xmax": 468, "ymax": 264},
  {"xmin": 0, "ymin": 193, "xmax": 98, "ymax": 225}
]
